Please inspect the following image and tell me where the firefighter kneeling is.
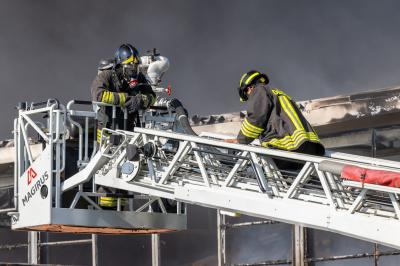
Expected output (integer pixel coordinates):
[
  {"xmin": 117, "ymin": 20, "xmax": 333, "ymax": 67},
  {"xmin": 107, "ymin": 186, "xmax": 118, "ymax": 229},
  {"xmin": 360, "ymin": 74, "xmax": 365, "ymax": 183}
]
[{"xmin": 225, "ymin": 70, "xmax": 325, "ymax": 169}]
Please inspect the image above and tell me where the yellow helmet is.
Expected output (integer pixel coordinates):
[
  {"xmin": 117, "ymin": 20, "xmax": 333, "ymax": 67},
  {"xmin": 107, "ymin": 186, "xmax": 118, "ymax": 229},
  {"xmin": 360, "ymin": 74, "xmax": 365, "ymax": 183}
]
[{"xmin": 238, "ymin": 70, "xmax": 269, "ymax": 101}]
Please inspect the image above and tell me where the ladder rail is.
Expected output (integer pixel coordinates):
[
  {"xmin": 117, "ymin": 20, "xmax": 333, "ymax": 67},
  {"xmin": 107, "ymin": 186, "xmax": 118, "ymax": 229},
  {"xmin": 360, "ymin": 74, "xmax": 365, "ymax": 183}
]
[
  {"xmin": 98, "ymin": 128, "xmax": 400, "ymax": 216},
  {"xmin": 11, "ymin": 100, "xmax": 400, "ymax": 250},
  {"xmin": 92, "ymin": 127, "xmax": 400, "ymax": 248}
]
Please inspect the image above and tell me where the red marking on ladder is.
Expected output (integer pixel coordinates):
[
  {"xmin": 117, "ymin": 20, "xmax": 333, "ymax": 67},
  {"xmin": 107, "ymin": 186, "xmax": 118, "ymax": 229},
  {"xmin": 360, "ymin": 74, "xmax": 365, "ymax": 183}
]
[
  {"xmin": 27, "ymin": 167, "xmax": 37, "ymax": 185},
  {"xmin": 167, "ymin": 83, "xmax": 172, "ymax": 96}
]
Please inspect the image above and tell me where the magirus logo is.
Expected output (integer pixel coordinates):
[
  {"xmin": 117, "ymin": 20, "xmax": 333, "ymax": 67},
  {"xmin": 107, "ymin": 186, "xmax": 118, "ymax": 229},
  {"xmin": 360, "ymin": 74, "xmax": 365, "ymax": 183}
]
[
  {"xmin": 22, "ymin": 170, "xmax": 49, "ymax": 206},
  {"xmin": 27, "ymin": 167, "xmax": 37, "ymax": 185}
]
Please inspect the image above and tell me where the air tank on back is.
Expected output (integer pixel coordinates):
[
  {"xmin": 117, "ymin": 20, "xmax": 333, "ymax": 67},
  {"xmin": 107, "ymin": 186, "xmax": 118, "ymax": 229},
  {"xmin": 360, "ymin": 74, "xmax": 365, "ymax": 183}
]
[{"xmin": 140, "ymin": 48, "xmax": 170, "ymax": 86}]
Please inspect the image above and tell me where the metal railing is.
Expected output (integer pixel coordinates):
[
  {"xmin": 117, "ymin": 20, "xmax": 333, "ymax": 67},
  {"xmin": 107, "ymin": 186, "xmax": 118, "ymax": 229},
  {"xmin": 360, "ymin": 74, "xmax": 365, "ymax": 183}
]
[{"xmin": 94, "ymin": 126, "xmax": 400, "ymax": 249}]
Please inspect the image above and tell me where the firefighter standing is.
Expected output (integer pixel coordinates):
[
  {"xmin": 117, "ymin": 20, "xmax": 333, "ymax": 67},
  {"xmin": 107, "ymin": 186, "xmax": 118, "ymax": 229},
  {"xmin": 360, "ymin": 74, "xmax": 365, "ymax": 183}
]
[
  {"xmin": 91, "ymin": 44, "xmax": 156, "ymax": 209},
  {"xmin": 225, "ymin": 70, "xmax": 325, "ymax": 159},
  {"xmin": 91, "ymin": 43, "xmax": 156, "ymax": 141}
]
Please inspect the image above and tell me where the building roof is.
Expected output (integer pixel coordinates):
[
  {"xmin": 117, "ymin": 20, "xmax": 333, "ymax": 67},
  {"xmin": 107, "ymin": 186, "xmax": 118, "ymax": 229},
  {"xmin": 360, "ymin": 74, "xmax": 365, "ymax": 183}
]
[{"xmin": 191, "ymin": 86, "xmax": 400, "ymax": 137}]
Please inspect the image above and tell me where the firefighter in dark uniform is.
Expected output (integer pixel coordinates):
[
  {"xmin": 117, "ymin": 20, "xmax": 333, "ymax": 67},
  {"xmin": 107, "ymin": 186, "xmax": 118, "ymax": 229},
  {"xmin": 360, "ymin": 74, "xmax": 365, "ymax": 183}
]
[
  {"xmin": 226, "ymin": 70, "xmax": 325, "ymax": 165},
  {"xmin": 91, "ymin": 44, "xmax": 156, "ymax": 208},
  {"xmin": 91, "ymin": 43, "xmax": 156, "ymax": 142}
]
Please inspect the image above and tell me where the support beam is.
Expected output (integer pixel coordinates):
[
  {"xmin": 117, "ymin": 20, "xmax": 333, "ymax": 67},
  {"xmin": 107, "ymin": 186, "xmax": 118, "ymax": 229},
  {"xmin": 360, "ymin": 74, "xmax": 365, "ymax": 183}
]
[
  {"xmin": 91, "ymin": 234, "xmax": 98, "ymax": 266},
  {"xmin": 217, "ymin": 210, "xmax": 226, "ymax": 266},
  {"xmin": 293, "ymin": 225, "xmax": 306, "ymax": 266},
  {"xmin": 28, "ymin": 231, "xmax": 39, "ymax": 264},
  {"xmin": 152, "ymin": 234, "xmax": 160, "ymax": 266}
]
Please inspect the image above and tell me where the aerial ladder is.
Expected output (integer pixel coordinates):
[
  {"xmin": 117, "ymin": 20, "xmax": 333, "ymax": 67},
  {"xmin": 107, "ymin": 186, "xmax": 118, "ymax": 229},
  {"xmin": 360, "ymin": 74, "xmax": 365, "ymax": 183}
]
[
  {"xmin": 6, "ymin": 49, "xmax": 400, "ymax": 251},
  {"xmin": 8, "ymin": 96, "xmax": 400, "ymax": 251}
]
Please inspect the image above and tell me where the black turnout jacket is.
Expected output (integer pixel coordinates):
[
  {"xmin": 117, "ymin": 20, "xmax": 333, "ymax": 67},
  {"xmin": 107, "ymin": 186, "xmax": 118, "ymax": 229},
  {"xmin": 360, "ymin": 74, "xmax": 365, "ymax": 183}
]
[
  {"xmin": 91, "ymin": 69, "xmax": 156, "ymax": 137},
  {"xmin": 237, "ymin": 83, "xmax": 324, "ymax": 155}
]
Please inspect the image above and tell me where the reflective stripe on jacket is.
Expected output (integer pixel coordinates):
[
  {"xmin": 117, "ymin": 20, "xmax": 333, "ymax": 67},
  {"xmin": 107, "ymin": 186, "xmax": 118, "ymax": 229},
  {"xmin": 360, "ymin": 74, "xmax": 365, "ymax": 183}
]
[
  {"xmin": 99, "ymin": 196, "xmax": 127, "ymax": 207},
  {"xmin": 91, "ymin": 69, "xmax": 156, "ymax": 131},
  {"xmin": 91, "ymin": 70, "xmax": 155, "ymax": 107}
]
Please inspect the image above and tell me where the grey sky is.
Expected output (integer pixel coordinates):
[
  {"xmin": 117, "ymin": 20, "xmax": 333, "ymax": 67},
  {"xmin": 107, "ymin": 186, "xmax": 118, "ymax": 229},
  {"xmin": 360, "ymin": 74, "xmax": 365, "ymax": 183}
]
[{"xmin": 1, "ymin": 1, "xmax": 400, "ymax": 139}]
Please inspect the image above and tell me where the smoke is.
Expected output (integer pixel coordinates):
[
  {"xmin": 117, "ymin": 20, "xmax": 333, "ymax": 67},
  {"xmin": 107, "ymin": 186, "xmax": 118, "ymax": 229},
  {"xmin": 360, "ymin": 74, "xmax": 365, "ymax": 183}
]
[
  {"xmin": 2, "ymin": 2, "xmax": 400, "ymax": 264},
  {"xmin": 1, "ymin": 0, "xmax": 400, "ymax": 140}
]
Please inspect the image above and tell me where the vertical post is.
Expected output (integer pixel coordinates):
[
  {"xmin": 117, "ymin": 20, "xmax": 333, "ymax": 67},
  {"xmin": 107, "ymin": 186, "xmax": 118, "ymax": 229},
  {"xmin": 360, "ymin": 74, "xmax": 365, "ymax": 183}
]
[
  {"xmin": 371, "ymin": 129, "xmax": 379, "ymax": 266},
  {"xmin": 84, "ymin": 117, "xmax": 89, "ymax": 161},
  {"xmin": 374, "ymin": 243, "xmax": 379, "ymax": 266},
  {"xmin": 371, "ymin": 129, "xmax": 377, "ymax": 158},
  {"xmin": 149, "ymin": 201, "xmax": 160, "ymax": 266},
  {"xmin": 28, "ymin": 231, "xmax": 39, "ymax": 264},
  {"xmin": 123, "ymin": 107, "xmax": 128, "ymax": 131},
  {"xmin": 93, "ymin": 116, "xmax": 98, "ymax": 156},
  {"xmin": 41, "ymin": 232, "xmax": 49, "ymax": 264},
  {"xmin": 92, "ymin": 234, "xmax": 98, "ymax": 266},
  {"xmin": 217, "ymin": 210, "xmax": 226, "ymax": 266},
  {"xmin": 55, "ymin": 142, "xmax": 61, "ymax": 208},
  {"xmin": 112, "ymin": 106, "xmax": 116, "ymax": 130},
  {"xmin": 292, "ymin": 225, "xmax": 306, "ymax": 266},
  {"xmin": 151, "ymin": 234, "xmax": 160, "ymax": 266}
]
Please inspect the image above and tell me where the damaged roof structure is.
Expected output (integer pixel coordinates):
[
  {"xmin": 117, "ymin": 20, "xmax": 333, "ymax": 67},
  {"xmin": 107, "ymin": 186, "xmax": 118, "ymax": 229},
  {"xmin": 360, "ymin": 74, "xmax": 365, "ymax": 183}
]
[{"xmin": 191, "ymin": 85, "xmax": 400, "ymax": 157}]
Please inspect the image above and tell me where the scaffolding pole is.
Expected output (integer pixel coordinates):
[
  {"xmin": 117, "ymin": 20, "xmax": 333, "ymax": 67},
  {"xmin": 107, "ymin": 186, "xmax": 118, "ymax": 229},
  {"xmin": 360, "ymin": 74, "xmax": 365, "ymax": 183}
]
[
  {"xmin": 28, "ymin": 231, "xmax": 39, "ymax": 264},
  {"xmin": 223, "ymin": 220, "xmax": 279, "ymax": 228},
  {"xmin": 293, "ymin": 225, "xmax": 306, "ymax": 266},
  {"xmin": 92, "ymin": 234, "xmax": 98, "ymax": 266},
  {"xmin": 217, "ymin": 210, "xmax": 226, "ymax": 266},
  {"xmin": 152, "ymin": 234, "xmax": 160, "ymax": 266}
]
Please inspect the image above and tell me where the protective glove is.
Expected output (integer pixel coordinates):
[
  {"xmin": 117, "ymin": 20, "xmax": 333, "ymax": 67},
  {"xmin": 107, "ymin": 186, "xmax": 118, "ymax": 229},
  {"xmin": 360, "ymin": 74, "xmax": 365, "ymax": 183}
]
[
  {"xmin": 140, "ymin": 94, "xmax": 152, "ymax": 109},
  {"xmin": 124, "ymin": 95, "xmax": 143, "ymax": 114},
  {"xmin": 168, "ymin": 98, "xmax": 183, "ymax": 110}
]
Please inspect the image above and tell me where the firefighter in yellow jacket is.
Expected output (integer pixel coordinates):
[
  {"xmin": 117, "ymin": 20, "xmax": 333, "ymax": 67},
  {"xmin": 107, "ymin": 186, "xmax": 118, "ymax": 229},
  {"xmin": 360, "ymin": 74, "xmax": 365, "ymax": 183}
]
[{"xmin": 226, "ymin": 70, "xmax": 325, "ymax": 157}]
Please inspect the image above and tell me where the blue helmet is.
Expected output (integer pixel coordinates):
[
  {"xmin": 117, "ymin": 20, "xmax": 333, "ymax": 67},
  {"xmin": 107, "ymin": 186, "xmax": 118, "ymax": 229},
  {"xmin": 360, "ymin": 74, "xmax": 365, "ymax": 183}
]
[
  {"xmin": 114, "ymin": 44, "xmax": 141, "ymax": 66},
  {"xmin": 114, "ymin": 44, "xmax": 141, "ymax": 82}
]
